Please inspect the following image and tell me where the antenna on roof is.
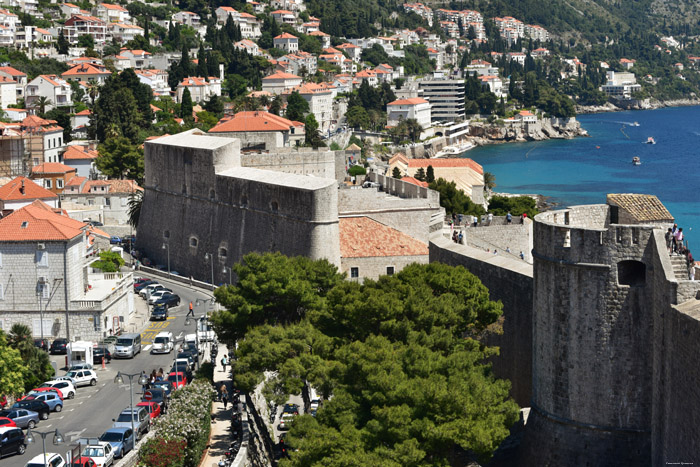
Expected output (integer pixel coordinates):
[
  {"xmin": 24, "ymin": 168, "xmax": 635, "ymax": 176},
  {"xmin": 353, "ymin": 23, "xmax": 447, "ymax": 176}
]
[{"xmin": 20, "ymin": 179, "xmax": 25, "ymax": 195}]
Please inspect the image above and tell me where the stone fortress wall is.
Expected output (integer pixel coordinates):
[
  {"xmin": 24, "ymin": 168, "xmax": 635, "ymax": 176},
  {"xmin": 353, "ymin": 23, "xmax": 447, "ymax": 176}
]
[
  {"xmin": 430, "ymin": 199, "xmax": 700, "ymax": 465},
  {"xmin": 137, "ymin": 130, "xmax": 340, "ymax": 284}
]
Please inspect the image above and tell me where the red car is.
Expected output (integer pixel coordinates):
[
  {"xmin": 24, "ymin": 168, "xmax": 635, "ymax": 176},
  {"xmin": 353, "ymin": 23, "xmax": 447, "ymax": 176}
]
[
  {"xmin": 71, "ymin": 456, "xmax": 97, "ymax": 467},
  {"xmin": 167, "ymin": 372, "xmax": 187, "ymax": 389},
  {"xmin": 0, "ymin": 417, "xmax": 17, "ymax": 427},
  {"xmin": 136, "ymin": 401, "xmax": 161, "ymax": 419},
  {"xmin": 22, "ymin": 387, "xmax": 64, "ymax": 401}
]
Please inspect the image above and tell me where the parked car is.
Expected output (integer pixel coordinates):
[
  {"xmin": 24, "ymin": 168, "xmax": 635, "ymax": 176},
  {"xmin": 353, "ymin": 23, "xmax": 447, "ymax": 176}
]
[
  {"xmin": 150, "ymin": 382, "xmax": 172, "ymax": 399},
  {"xmin": 153, "ymin": 293, "xmax": 181, "ymax": 307},
  {"xmin": 0, "ymin": 418, "xmax": 16, "ymax": 428},
  {"xmin": 0, "ymin": 426, "xmax": 25, "ymax": 458},
  {"xmin": 33, "ymin": 339, "xmax": 49, "ymax": 352},
  {"xmin": 23, "ymin": 387, "xmax": 63, "ymax": 401},
  {"xmin": 109, "ymin": 236, "xmax": 121, "ymax": 245},
  {"xmin": 25, "ymin": 452, "xmax": 66, "ymax": 467},
  {"xmin": 283, "ymin": 403, "xmax": 300, "ymax": 415},
  {"xmin": 63, "ymin": 370, "xmax": 98, "ymax": 387},
  {"xmin": 86, "ymin": 220, "xmax": 103, "ymax": 227},
  {"xmin": 277, "ymin": 412, "xmax": 296, "ymax": 431},
  {"xmin": 12, "ymin": 400, "xmax": 50, "ymax": 420},
  {"xmin": 71, "ymin": 456, "xmax": 97, "ymax": 467},
  {"xmin": 176, "ymin": 353, "xmax": 195, "ymax": 368},
  {"xmin": 39, "ymin": 381, "xmax": 76, "ymax": 399},
  {"xmin": 0, "ymin": 409, "xmax": 39, "ymax": 429},
  {"xmin": 170, "ymin": 362, "xmax": 192, "ymax": 381},
  {"xmin": 99, "ymin": 428, "xmax": 134, "ymax": 459},
  {"xmin": 134, "ymin": 280, "xmax": 154, "ymax": 292},
  {"xmin": 22, "ymin": 394, "xmax": 62, "ymax": 412},
  {"xmin": 81, "ymin": 441, "xmax": 114, "ymax": 467},
  {"xmin": 179, "ymin": 348, "xmax": 198, "ymax": 364},
  {"xmin": 136, "ymin": 401, "xmax": 161, "ymax": 420},
  {"xmin": 112, "ymin": 407, "xmax": 149, "ymax": 440},
  {"xmin": 68, "ymin": 363, "xmax": 93, "ymax": 371},
  {"xmin": 167, "ymin": 372, "xmax": 187, "ymax": 390},
  {"xmin": 147, "ymin": 289, "xmax": 173, "ymax": 305},
  {"xmin": 141, "ymin": 388, "xmax": 168, "ymax": 413},
  {"xmin": 93, "ymin": 347, "xmax": 112, "ymax": 364},
  {"xmin": 150, "ymin": 304, "xmax": 168, "ymax": 321},
  {"xmin": 49, "ymin": 339, "xmax": 68, "ymax": 355},
  {"xmin": 139, "ymin": 284, "xmax": 165, "ymax": 298}
]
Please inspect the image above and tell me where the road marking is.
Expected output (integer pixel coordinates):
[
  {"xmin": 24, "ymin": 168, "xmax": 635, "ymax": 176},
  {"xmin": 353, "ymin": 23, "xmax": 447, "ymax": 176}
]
[
  {"xmin": 45, "ymin": 424, "xmax": 52, "ymax": 428},
  {"xmin": 68, "ymin": 408, "xmax": 75, "ymax": 411},
  {"xmin": 65, "ymin": 429, "xmax": 86, "ymax": 442},
  {"xmin": 177, "ymin": 332, "xmax": 183, "ymax": 339},
  {"xmin": 143, "ymin": 345, "xmax": 152, "ymax": 352},
  {"xmin": 141, "ymin": 320, "xmax": 175, "ymax": 344},
  {"xmin": 55, "ymin": 416, "xmax": 64, "ymax": 420}
]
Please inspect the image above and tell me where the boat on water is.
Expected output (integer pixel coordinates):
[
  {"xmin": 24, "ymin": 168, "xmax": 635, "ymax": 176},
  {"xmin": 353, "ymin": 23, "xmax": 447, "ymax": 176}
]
[
  {"xmin": 433, "ymin": 141, "xmax": 475, "ymax": 158},
  {"xmin": 633, "ymin": 156, "xmax": 641, "ymax": 165},
  {"xmin": 631, "ymin": 122, "xmax": 640, "ymax": 127},
  {"xmin": 645, "ymin": 136, "xmax": 656, "ymax": 144}
]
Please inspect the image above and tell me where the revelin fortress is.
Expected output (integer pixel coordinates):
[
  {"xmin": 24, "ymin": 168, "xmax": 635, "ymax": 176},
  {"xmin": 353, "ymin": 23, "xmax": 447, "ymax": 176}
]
[{"xmin": 138, "ymin": 129, "xmax": 700, "ymax": 465}]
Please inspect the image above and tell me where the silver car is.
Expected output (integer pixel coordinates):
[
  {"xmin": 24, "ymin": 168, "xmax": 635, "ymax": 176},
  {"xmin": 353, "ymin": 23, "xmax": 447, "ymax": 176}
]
[{"xmin": 0, "ymin": 409, "xmax": 39, "ymax": 429}]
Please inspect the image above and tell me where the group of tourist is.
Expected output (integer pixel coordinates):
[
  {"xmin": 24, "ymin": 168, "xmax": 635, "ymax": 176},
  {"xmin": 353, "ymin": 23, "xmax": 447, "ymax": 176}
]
[{"xmin": 666, "ymin": 224, "xmax": 696, "ymax": 280}]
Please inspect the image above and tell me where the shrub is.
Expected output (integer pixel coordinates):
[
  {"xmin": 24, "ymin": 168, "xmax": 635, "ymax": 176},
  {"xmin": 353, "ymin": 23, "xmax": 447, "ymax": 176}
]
[
  {"xmin": 348, "ymin": 165, "xmax": 366, "ymax": 176},
  {"xmin": 141, "ymin": 379, "xmax": 214, "ymax": 467},
  {"xmin": 139, "ymin": 438, "xmax": 186, "ymax": 467},
  {"xmin": 195, "ymin": 361, "xmax": 214, "ymax": 383}
]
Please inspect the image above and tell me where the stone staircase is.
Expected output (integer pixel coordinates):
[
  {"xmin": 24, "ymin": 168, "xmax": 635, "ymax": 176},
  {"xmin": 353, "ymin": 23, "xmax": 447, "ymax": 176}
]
[{"xmin": 670, "ymin": 255, "xmax": 690, "ymax": 281}]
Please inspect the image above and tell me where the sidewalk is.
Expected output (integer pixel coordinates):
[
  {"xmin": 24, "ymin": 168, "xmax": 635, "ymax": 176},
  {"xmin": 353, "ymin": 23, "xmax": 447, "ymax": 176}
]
[{"xmin": 202, "ymin": 344, "xmax": 234, "ymax": 467}]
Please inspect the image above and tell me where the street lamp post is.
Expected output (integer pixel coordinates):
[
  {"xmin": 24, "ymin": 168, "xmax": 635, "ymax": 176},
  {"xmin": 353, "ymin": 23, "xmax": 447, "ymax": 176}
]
[
  {"xmin": 185, "ymin": 316, "xmax": 200, "ymax": 371},
  {"xmin": 162, "ymin": 243, "xmax": 170, "ymax": 276},
  {"xmin": 26, "ymin": 428, "xmax": 63, "ymax": 467},
  {"xmin": 222, "ymin": 266, "xmax": 231, "ymax": 286},
  {"xmin": 204, "ymin": 253, "xmax": 214, "ymax": 285},
  {"xmin": 114, "ymin": 371, "xmax": 148, "ymax": 444}
]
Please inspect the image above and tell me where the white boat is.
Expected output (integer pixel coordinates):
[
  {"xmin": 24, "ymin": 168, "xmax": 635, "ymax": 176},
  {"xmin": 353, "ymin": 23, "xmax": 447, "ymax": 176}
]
[
  {"xmin": 631, "ymin": 122, "xmax": 640, "ymax": 127},
  {"xmin": 644, "ymin": 136, "xmax": 656, "ymax": 144},
  {"xmin": 433, "ymin": 141, "xmax": 475, "ymax": 158},
  {"xmin": 632, "ymin": 156, "xmax": 641, "ymax": 165}
]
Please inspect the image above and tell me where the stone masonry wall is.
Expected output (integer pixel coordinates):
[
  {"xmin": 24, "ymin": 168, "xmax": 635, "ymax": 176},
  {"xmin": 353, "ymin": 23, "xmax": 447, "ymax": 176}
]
[
  {"xmin": 340, "ymin": 254, "xmax": 428, "ymax": 282},
  {"xmin": 465, "ymin": 223, "xmax": 531, "ymax": 262},
  {"xmin": 429, "ymin": 234, "xmax": 533, "ymax": 407},
  {"xmin": 241, "ymin": 149, "xmax": 345, "ymax": 182}
]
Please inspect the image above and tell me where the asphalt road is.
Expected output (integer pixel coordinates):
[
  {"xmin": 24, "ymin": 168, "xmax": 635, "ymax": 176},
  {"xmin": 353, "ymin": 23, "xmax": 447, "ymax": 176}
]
[{"xmin": 1, "ymin": 276, "xmax": 216, "ymax": 466}]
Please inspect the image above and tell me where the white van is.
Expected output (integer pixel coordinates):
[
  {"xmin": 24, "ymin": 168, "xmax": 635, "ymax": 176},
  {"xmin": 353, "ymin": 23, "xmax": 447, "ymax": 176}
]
[
  {"xmin": 152, "ymin": 332, "xmax": 174, "ymax": 354},
  {"xmin": 114, "ymin": 333, "xmax": 142, "ymax": 358}
]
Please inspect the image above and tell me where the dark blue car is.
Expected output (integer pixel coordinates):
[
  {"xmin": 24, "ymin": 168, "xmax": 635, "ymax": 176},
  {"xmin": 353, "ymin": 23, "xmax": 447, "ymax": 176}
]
[{"xmin": 154, "ymin": 293, "xmax": 180, "ymax": 307}]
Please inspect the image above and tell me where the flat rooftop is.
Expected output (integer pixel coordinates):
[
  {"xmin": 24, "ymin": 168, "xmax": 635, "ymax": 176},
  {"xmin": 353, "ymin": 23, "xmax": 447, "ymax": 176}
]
[
  {"xmin": 147, "ymin": 130, "xmax": 234, "ymax": 151},
  {"xmin": 218, "ymin": 166, "xmax": 336, "ymax": 190}
]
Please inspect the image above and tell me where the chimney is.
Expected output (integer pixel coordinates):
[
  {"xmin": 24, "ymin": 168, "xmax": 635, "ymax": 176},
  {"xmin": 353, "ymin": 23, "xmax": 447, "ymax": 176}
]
[{"xmin": 20, "ymin": 179, "xmax": 25, "ymax": 195}]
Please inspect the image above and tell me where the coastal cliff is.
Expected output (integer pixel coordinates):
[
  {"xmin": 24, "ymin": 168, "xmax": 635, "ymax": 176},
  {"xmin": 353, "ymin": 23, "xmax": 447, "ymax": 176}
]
[
  {"xmin": 577, "ymin": 98, "xmax": 700, "ymax": 114},
  {"xmin": 467, "ymin": 117, "xmax": 588, "ymax": 146}
]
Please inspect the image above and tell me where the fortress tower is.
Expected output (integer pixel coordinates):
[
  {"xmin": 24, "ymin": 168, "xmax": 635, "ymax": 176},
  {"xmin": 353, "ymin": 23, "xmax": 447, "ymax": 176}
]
[{"xmin": 520, "ymin": 195, "xmax": 676, "ymax": 465}]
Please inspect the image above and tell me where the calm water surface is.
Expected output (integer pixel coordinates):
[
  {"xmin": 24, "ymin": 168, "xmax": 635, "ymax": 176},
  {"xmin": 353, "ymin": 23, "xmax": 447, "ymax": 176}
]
[{"xmin": 467, "ymin": 106, "xmax": 700, "ymax": 240}]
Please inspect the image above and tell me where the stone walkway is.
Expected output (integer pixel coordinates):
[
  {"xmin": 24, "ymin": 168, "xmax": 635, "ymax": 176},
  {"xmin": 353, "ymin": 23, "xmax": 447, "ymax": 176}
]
[{"xmin": 202, "ymin": 344, "xmax": 235, "ymax": 467}]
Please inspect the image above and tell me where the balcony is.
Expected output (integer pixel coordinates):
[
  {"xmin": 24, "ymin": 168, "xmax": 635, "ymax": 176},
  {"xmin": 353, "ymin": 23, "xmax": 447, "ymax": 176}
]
[{"xmin": 71, "ymin": 271, "xmax": 133, "ymax": 311}]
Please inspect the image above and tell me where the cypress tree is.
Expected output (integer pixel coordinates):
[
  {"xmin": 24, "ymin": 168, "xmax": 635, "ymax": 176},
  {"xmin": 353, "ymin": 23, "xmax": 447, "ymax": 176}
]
[{"xmin": 180, "ymin": 88, "xmax": 193, "ymax": 120}]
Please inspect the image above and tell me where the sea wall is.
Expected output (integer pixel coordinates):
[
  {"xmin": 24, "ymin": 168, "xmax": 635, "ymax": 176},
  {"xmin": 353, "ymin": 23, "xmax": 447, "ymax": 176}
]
[{"xmin": 429, "ymin": 234, "xmax": 533, "ymax": 407}]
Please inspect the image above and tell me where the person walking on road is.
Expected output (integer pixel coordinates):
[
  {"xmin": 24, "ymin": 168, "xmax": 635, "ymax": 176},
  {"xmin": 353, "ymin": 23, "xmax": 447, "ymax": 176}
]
[
  {"xmin": 187, "ymin": 301, "xmax": 194, "ymax": 317},
  {"xmin": 221, "ymin": 355, "xmax": 228, "ymax": 372}
]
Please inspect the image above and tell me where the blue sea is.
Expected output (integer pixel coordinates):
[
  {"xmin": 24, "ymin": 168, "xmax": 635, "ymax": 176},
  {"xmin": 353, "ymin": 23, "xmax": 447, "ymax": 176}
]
[{"xmin": 467, "ymin": 105, "xmax": 700, "ymax": 239}]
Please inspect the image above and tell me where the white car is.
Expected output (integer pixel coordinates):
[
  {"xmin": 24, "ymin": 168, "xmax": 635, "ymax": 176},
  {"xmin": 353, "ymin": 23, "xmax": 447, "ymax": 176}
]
[
  {"xmin": 25, "ymin": 453, "xmax": 66, "ymax": 467},
  {"xmin": 147, "ymin": 289, "xmax": 172, "ymax": 305},
  {"xmin": 64, "ymin": 369, "xmax": 98, "ymax": 387},
  {"xmin": 39, "ymin": 380, "xmax": 76, "ymax": 399},
  {"xmin": 82, "ymin": 441, "xmax": 114, "ymax": 467},
  {"xmin": 68, "ymin": 363, "xmax": 93, "ymax": 371},
  {"xmin": 139, "ymin": 284, "xmax": 164, "ymax": 298}
]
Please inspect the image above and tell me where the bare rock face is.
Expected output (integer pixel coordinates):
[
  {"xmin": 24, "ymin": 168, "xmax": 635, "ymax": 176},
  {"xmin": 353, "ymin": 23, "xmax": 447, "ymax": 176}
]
[{"xmin": 468, "ymin": 118, "xmax": 587, "ymax": 147}]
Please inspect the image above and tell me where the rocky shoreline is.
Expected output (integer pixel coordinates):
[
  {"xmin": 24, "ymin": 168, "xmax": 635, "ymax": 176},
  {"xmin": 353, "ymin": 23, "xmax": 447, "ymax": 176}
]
[
  {"xmin": 467, "ymin": 117, "xmax": 588, "ymax": 147},
  {"xmin": 576, "ymin": 97, "xmax": 700, "ymax": 114}
]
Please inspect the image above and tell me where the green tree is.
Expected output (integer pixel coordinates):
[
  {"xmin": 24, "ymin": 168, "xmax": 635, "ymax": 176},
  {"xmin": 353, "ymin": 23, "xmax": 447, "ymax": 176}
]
[
  {"xmin": 429, "ymin": 177, "xmax": 486, "ymax": 216},
  {"xmin": 8, "ymin": 324, "xmax": 53, "ymax": 392},
  {"xmin": 392, "ymin": 167, "xmax": 402, "ymax": 179},
  {"xmin": 0, "ymin": 330, "xmax": 27, "ymax": 397},
  {"xmin": 426, "ymin": 165, "xmax": 435, "ymax": 183},
  {"xmin": 285, "ymin": 91, "xmax": 309, "ymax": 123},
  {"xmin": 211, "ymin": 253, "xmax": 344, "ymax": 343},
  {"xmin": 487, "ymin": 195, "xmax": 538, "ymax": 218},
  {"xmin": 90, "ymin": 251, "xmax": 125, "ymax": 272},
  {"xmin": 96, "ymin": 136, "xmax": 144, "ymax": 181},
  {"xmin": 180, "ymin": 88, "xmax": 193, "ymax": 120},
  {"xmin": 223, "ymin": 74, "xmax": 248, "ymax": 99},
  {"xmin": 348, "ymin": 165, "xmax": 366, "ymax": 176},
  {"xmin": 44, "ymin": 108, "xmax": 72, "ymax": 143},
  {"xmin": 127, "ymin": 189, "xmax": 143, "ymax": 229},
  {"xmin": 203, "ymin": 94, "xmax": 223, "ymax": 116},
  {"xmin": 32, "ymin": 96, "xmax": 52, "ymax": 115},
  {"xmin": 414, "ymin": 167, "xmax": 426, "ymax": 181},
  {"xmin": 57, "ymin": 30, "xmax": 69, "ymax": 55},
  {"xmin": 345, "ymin": 105, "xmax": 370, "ymax": 129},
  {"xmin": 304, "ymin": 113, "xmax": 324, "ymax": 148},
  {"xmin": 483, "ymin": 171, "xmax": 496, "ymax": 192}
]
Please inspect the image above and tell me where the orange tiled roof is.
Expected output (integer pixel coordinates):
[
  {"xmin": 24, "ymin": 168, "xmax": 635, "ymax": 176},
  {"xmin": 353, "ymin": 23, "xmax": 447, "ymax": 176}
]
[
  {"xmin": 400, "ymin": 176, "xmax": 429, "ymax": 188},
  {"xmin": 62, "ymin": 63, "xmax": 111, "ymax": 77},
  {"xmin": 339, "ymin": 217, "xmax": 429, "ymax": 258},
  {"xmin": 0, "ymin": 66, "xmax": 25, "ymax": 77},
  {"xmin": 389, "ymin": 153, "xmax": 409, "ymax": 165},
  {"xmin": 262, "ymin": 71, "xmax": 301, "ymax": 80},
  {"xmin": 387, "ymin": 97, "xmax": 428, "ymax": 106},
  {"xmin": 274, "ymin": 32, "xmax": 298, "ymax": 40},
  {"xmin": 407, "ymin": 157, "xmax": 483, "ymax": 174},
  {"xmin": 75, "ymin": 109, "xmax": 91, "ymax": 116},
  {"xmin": 32, "ymin": 162, "xmax": 76, "ymax": 175},
  {"xmin": 0, "ymin": 176, "xmax": 58, "ymax": 201},
  {"xmin": 0, "ymin": 200, "xmax": 86, "ymax": 241},
  {"xmin": 209, "ymin": 111, "xmax": 302, "ymax": 133},
  {"xmin": 62, "ymin": 145, "xmax": 98, "ymax": 160},
  {"xmin": 65, "ymin": 175, "xmax": 86, "ymax": 187}
]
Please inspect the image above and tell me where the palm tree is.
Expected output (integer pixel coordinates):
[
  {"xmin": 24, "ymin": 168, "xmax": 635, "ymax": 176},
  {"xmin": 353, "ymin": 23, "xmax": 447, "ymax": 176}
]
[
  {"xmin": 87, "ymin": 82, "xmax": 100, "ymax": 107},
  {"xmin": 8, "ymin": 323, "xmax": 32, "ymax": 348},
  {"xmin": 483, "ymin": 171, "xmax": 496, "ymax": 193},
  {"xmin": 32, "ymin": 96, "xmax": 52, "ymax": 116},
  {"xmin": 127, "ymin": 190, "xmax": 143, "ymax": 229}
]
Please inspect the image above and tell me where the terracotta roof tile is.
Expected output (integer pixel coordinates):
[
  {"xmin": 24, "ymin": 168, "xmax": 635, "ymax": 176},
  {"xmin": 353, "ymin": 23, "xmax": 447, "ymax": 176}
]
[
  {"xmin": 339, "ymin": 217, "xmax": 429, "ymax": 258},
  {"xmin": 0, "ymin": 200, "xmax": 86, "ymax": 241},
  {"xmin": 387, "ymin": 97, "xmax": 428, "ymax": 106},
  {"xmin": 32, "ymin": 162, "xmax": 77, "ymax": 175},
  {"xmin": 209, "ymin": 111, "xmax": 302, "ymax": 133},
  {"xmin": 0, "ymin": 176, "xmax": 58, "ymax": 201},
  {"xmin": 62, "ymin": 145, "xmax": 98, "ymax": 160},
  {"xmin": 606, "ymin": 194, "xmax": 674, "ymax": 223},
  {"xmin": 400, "ymin": 176, "xmax": 429, "ymax": 188},
  {"xmin": 407, "ymin": 158, "xmax": 483, "ymax": 174}
]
